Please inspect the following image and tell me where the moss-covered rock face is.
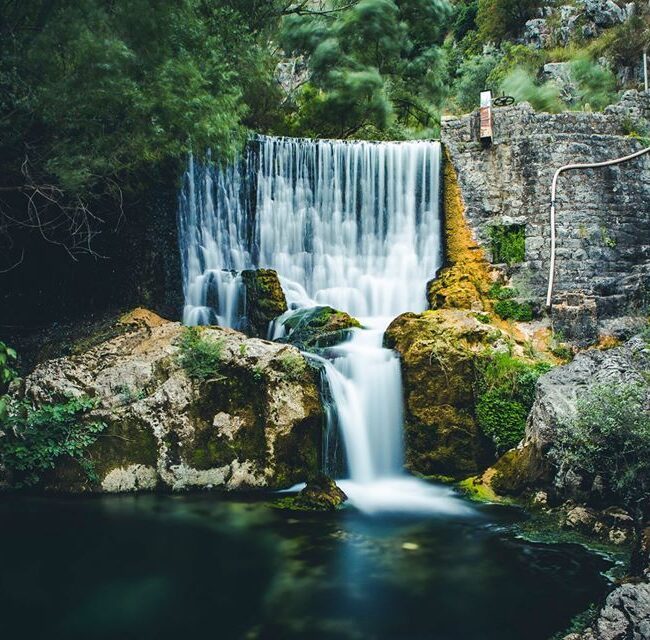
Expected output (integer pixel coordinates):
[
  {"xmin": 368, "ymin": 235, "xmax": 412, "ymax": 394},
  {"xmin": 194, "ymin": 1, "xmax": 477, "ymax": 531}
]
[
  {"xmin": 384, "ymin": 309, "xmax": 501, "ymax": 477},
  {"xmin": 10, "ymin": 309, "xmax": 323, "ymax": 493},
  {"xmin": 426, "ymin": 154, "xmax": 495, "ymax": 312},
  {"xmin": 241, "ymin": 269, "xmax": 288, "ymax": 338},
  {"xmin": 280, "ymin": 306, "xmax": 361, "ymax": 351}
]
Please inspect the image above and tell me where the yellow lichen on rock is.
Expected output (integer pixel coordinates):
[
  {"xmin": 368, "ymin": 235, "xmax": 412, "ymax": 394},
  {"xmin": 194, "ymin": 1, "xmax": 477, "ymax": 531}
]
[{"xmin": 427, "ymin": 151, "xmax": 494, "ymax": 312}]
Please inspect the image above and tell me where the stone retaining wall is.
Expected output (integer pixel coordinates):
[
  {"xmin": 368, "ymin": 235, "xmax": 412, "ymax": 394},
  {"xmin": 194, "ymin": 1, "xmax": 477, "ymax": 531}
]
[{"xmin": 441, "ymin": 91, "xmax": 650, "ymax": 343}]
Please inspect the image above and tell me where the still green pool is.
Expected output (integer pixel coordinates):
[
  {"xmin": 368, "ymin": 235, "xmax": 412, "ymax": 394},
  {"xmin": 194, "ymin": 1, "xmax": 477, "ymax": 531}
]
[{"xmin": 0, "ymin": 493, "xmax": 613, "ymax": 639}]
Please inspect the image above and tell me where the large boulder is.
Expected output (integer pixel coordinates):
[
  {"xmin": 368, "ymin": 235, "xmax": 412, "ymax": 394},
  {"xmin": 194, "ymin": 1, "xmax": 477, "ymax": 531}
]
[
  {"xmin": 384, "ymin": 309, "xmax": 501, "ymax": 477},
  {"xmin": 581, "ymin": 0, "xmax": 626, "ymax": 27},
  {"xmin": 491, "ymin": 335, "xmax": 649, "ymax": 496},
  {"xmin": 3, "ymin": 309, "xmax": 323, "ymax": 493}
]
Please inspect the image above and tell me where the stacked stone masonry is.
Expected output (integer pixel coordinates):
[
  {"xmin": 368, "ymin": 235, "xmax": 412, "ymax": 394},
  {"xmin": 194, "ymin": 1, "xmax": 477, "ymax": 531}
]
[{"xmin": 441, "ymin": 91, "xmax": 650, "ymax": 341}]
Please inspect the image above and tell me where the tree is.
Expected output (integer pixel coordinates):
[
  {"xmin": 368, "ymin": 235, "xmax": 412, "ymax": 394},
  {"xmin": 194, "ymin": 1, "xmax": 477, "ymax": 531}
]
[
  {"xmin": 0, "ymin": 0, "xmax": 281, "ymax": 268},
  {"xmin": 475, "ymin": 0, "xmax": 539, "ymax": 44},
  {"xmin": 280, "ymin": 0, "xmax": 451, "ymax": 138}
]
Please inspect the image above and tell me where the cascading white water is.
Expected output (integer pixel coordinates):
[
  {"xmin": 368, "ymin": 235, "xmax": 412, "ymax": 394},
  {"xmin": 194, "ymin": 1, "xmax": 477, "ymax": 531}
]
[{"xmin": 179, "ymin": 137, "xmax": 471, "ymax": 515}]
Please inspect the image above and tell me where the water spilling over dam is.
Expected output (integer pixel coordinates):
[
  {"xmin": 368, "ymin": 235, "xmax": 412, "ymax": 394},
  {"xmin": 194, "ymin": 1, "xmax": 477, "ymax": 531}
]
[{"xmin": 178, "ymin": 136, "xmax": 464, "ymax": 513}]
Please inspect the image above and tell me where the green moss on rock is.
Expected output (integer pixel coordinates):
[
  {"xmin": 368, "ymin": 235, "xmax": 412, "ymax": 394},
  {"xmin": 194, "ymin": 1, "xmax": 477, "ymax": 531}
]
[
  {"xmin": 241, "ymin": 269, "xmax": 288, "ymax": 337},
  {"xmin": 384, "ymin": 309, "xmax": 499, "ymax": 477},
  {"xmin": 273, "ymin": 474, "xmax": 347, "ymax": 511},
  {"xmin": 281, "ymin": 306, "xmax": 361, "ymax": 351}
]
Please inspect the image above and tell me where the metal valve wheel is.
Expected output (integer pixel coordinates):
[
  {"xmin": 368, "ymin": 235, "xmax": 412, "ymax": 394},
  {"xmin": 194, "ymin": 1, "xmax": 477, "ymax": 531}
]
[{"xmin": 492, "ymin": 95, "xmax": 515, "ymax": 107}]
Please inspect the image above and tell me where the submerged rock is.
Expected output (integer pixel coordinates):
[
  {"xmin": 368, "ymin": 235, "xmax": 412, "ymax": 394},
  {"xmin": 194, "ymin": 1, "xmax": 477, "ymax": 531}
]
[
  {"xmin": 282, "ymin": 474, "xmax": 348, "ymax": 511},
  {"xmin": 241, "ymin": 268, "xmax": 287, "ymax": 338},
  {"xmin": 280, "ymin": 306, "xmax": 361, "ymax": 351},
  {"xmin": 5, "ymin": 309, "xmax": 323, "ymax": 493},
  {"xmin": 384, "ymin": 309, "xmax": 500, "ymax": 477}
]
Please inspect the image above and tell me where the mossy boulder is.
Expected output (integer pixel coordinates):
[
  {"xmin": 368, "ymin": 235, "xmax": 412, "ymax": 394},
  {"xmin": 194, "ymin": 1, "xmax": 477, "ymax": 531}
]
[
  {"xmin": 280, "ymin": 306, "xmax": 361, "ymax": 351},
  {"xmin": 8, "ymin": 309, "xmax": 323, "ymax": 493},
  {"xmin": 384, "ymin": 309, "xmax": 501, "ymax": 477},
  {"xmin": 241, "ymin": 269, "xmax": 288, "ymax": 338},
  {"xmin": 276, "ymin": 474, "xmax": 348, "ymax": 511}
]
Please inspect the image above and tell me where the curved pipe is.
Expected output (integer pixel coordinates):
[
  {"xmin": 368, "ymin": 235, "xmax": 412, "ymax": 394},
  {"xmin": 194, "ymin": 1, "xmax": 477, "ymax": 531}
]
[{"xmin": 546, "ymin": 145, "xmax": 650, "ymax": 310}]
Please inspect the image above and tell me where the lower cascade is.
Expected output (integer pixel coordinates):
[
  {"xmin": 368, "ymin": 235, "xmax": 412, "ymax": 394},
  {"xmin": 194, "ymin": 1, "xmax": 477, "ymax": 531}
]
[{"xmin": 178, "ymin": 136, "xmax": 469, "ymax": 514}]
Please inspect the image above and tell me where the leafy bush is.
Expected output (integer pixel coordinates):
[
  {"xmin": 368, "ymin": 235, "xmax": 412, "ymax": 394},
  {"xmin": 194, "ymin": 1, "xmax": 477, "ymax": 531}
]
[
  {"xmin": 489, "ymin": 224, "xmax": 525, "ymax": 265},
  {"xmin": 493, "ymin": 299, "xmax": 534, "ymax": 321},
  {"xmin": 550, "ymin": 383, "xmax": 650, "ymax": 516},
  {"xmin": 569, "ymin": 56, "xmax": 617, "ymax": 111},
  {"xmin": 476, "ymin": 353, "xmax": 551, "ymax": 453},
  {"xmin": 178, "ymin": 327, "xmax": 225, "ymax": 381},
  {"xmin": 0, "ymin": 396, "xmax": 106, "ymax": 486},
  {"xmin": 486, "ymin": 43, "xmax": 545, "ymax": 89},
  {"xmin": 488, "ymin": 283, "xmax": 517, "ymax": 300},
  {"xmin": 0, "ymin": 342, "xmax": 18, "ymax": 421},
  {"xmin": 501, "ymin": 67, "xmax": 562, "ymax": 112},
  {"xmin": 500, "ymin": 57, "xmax": 617, "ymax": 114}
]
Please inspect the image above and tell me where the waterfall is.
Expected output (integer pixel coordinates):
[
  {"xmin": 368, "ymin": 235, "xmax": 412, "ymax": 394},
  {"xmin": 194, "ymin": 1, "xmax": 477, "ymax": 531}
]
[{"xmin": 179, "ymin": 136, "xmax": 471, "ymax": 515}]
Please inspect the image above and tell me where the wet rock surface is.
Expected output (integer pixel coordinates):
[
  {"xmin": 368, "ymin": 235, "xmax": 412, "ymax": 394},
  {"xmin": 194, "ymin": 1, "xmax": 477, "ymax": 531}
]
[
  {"xmin": 385, "ymin": 309, "xmax": 499, "ymax": 477},
  {"xmin": 279, "ymin": 306, "xmax": 361, "ymax": 351},
  {"xmin": 241, "ymin": 268, "xmax": 288, "ymax": 338},
  {"xmin": 283, "ymin": 474, "xmax": 348, "ymax": 511}
]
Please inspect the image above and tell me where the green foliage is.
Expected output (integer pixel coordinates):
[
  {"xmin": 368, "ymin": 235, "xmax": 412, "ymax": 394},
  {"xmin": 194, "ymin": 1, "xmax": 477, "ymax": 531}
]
[
  {"xmin": 0, "ymin": 396, "xmax": 106, "ymax": 486},
  {"xmin": 0, "ymin": 0, "xmax": 283, "ymax": 262},
  {"xmin": 476, "ymin": 352, "xmax": 551, "ymax": 453},
  {"xmin": 548, "ymin": 333, "xmax": 574, "ymax": 362},
  {"xmin": 569, "ymin": 56, "xmax": 617, "ymax": 111},
  {"xmin": 588, "ymin": 15, "xmax": 650, "ymax": 70},
  {"xmin": 0, "ymin": 341, "xmax": 18, "ymax": 391},
  {"xmin": 277, "ymin": 351, "xmax": 307, "ymax": 382},
  {"xmin": 486, "ymin": 43, "xmax": 544, "ymax": 90},
  {"xmin": 488, "ymin": 224, "xmax": 525, "ymax": 265},
  {"xmin": 281, "ymin": 0, "xmax": 452, "ymax": 137},
  {"xmin": 550, "ymin": 383, "xmax": 650, "ymax": 513},
  {"xmin": 499, "ymin": 57, "xmax": 617, "ymax": 114},
  {"xmin": 0, "ymin": 341, "xmax": 18, "ymax": 422},
  {"xmin": 488, "ymin": 283, "xmax": 534, "ymax": 320},
  {"xmin": 620, "ymin": 116, "xmax": 650, "ymax": 147},
  {"xmin": 447, "ymin": 45, "xmax": 502, "ymax": 112},
  {"xmin": 178, "ymin": 327, "xmax": 225, "ymax": 381},
  {"xmin": 476, "ymin": 0, "xmax": 540, "ymax": 44},
  {"xmin": 494, "ymin": 299, "xmax": 534, "ymax": 321},
  {"xmin": 488, "ymin": 283, "xmax": 518, "ymax": 300},
  {"xmin": 501, "ymin": 68, "xmax": 562, "ymax": 112},
  {"xmin": 451, "ymin": 0, "xmax": 479, "ymax": 40}
]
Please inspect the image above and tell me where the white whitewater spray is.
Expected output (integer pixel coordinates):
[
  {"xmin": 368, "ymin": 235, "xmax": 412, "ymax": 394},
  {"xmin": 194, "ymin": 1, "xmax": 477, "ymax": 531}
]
[{"xmin": 179, "ymin": 137, "xmax": 471, "ymax": 515}]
